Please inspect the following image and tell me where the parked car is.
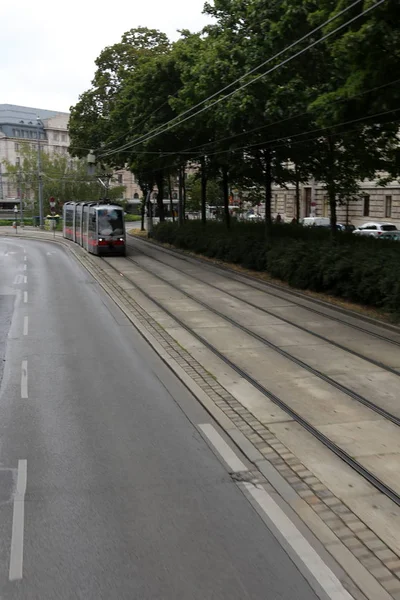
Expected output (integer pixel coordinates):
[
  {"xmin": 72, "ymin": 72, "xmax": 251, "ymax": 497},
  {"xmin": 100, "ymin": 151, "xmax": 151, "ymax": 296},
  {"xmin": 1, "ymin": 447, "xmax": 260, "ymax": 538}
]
[
  {"xmin": 337, "ymin": 223, "xmax": 355, "ymax": 232},
  {"xmin": 302, "ymin": 217, "xmax": 330, "ymax": 227},
  {"xmin": 378, "ymin": 231, "xmax": 400, "ymax": 241},
  {"xmin": 353, "ymin": 222, "xmax": 398, "ymax": 237}
]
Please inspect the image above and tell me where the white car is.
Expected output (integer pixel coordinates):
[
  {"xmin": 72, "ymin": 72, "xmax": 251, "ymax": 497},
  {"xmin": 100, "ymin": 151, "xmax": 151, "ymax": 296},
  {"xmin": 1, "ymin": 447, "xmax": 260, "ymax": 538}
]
[{"xmin": 353, "ymin": 222, "xmax": 398, "ymax": 237}]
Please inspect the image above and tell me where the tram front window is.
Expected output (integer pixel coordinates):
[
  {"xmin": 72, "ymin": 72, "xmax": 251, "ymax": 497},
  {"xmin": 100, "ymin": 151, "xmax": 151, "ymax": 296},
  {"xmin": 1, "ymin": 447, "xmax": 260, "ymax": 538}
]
[{"xmin": 98, "ymin": 209, "xmax": 124, "ymax": 236}]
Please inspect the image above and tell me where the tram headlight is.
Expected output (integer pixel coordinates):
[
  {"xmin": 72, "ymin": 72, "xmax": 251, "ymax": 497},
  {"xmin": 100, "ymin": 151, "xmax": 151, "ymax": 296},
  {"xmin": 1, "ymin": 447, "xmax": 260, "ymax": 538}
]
[{"xmin": 98, "ymin": 238, "xmax": 103, "ymax": 241}]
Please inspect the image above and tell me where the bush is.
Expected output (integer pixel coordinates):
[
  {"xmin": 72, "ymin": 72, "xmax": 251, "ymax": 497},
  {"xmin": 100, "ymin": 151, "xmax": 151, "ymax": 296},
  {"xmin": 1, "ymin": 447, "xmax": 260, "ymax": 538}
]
[{"xmin": 153, "ymin": 221, "xmax": 400, "ymax": 317}]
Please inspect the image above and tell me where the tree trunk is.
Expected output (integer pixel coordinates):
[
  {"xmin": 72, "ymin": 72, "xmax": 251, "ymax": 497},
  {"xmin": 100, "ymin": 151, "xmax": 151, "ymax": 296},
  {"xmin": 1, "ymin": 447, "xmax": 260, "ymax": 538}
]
[
  {"xmin": 182, "ymin": 165, "xmax": 187, "ymax": 220},
  {"xmin": 168, "ymin": 174, "xmax": 174, "ymax": 222},
  {"xmin": 222, "ymin": 165, "xmax": 230, "ymax": 228},
  {"xmin": 326, "ymin": 137, "xmax": 337, "ymax": 237},
  {"xmin": 178, "ymin": 166, "xmax": 184, "ymax": 226},
  {"xmin": 264, "ymin": 150, "xmax": 272, "ymax": 230},
  {"xmin": 294, "ymin": 164, "xmax": 300, "ymax": 223},
  {"xmin": 155, "ymin": 171, "xmax": 165, "ymax": 222},
  {"xmin": 200, "ymin": 156, "xmax": 207, "ymax": 225},
  {"xmin": 141, "ymin": 196, "xmax": 145, "ymax": 231},
  {"xmin": 328, "ymin": 186, "xmax": 337, "ymax": 235}
]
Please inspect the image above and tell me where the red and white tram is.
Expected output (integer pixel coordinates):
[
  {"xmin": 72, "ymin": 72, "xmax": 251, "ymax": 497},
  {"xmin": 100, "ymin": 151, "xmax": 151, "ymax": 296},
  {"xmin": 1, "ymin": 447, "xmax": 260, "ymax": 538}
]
[{"xmin": 63, "ymin": 202, "xmax": 126, "ymax": 256}]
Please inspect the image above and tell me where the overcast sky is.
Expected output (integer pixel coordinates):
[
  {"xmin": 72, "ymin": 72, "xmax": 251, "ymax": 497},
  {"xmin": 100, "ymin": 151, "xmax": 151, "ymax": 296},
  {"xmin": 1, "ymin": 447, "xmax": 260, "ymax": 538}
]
[{"xmin": 1, "ymin": 0, "xmax": 211, "ymax": 114}]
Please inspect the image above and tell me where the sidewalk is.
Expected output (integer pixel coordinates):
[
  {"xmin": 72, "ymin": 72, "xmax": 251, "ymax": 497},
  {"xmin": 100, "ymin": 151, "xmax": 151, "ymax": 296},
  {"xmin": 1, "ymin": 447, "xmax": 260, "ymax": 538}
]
[{"xmin": 3, "ymin": 228, "xmax": 400, "ymax": 600}]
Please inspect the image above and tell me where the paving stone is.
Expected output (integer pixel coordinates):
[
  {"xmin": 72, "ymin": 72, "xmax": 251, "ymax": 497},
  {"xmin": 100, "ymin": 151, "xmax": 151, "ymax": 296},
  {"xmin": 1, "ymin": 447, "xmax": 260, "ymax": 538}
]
[
  {"xmin": 364, "ymin": 538, "xmax": 387, "ymax": 552},
  {"xmin": 287, "ymin": 476, "xmax": 301, "ymax": 485},
  {"xmin": 333, "ymin": 527, "xmax": 354, "ymax": 540},
  {"xmin": 369, "ymin": 566, "xmax": 392, "ymax": 580},
  {"xmin": 375, "ymin": 549, "xmax": 398, "ymax": 562},
  {"xmin": 292, "ymin": 482, "xmax": 308, "ymax": 491},
  {"xmin": 298, "ymin": 489, "xmax": 315, "ymax": 499},
  {"xmin": 303, "ymin": 476, "xmax": 320, "ymax": 485},
  {"xmin": 356, "ymin": 530, "xmax": 378, "ymax": 542},
  {"xmin": 381, "ymin": 578, "xmax": 400, "ymax": 593},
  {"xmin": 385, "ymin": 559, "xmax": 400, "ymax": 571},
  {"xmin": 347, "ymin": 521, "xmax": 367, "ymax": 533},
  {"xmin": 323, "ymin": 497, "xmax": 341, "ymax": 507},
  {"xmin": 342, "ymin": 537, "xmax": 364, "ymax": 550},
  {"xmin": 351, "ymin": 546, "xmax": 371, "ymax": 559},
  {"xmin": 305, "ymin": 495, "xmax": 321, "ymax": 506},
  {"xmin": 360, "ymin": 555, "xmax": 382, "ymax": 569},
  {"xmin": 311, "ymin": 483, "xmax": 326, "ymax": 492}
]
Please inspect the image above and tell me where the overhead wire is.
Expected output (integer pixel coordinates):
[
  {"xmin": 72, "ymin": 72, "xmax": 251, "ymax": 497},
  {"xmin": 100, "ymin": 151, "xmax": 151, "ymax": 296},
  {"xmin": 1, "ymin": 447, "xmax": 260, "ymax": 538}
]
[{"xmin": 99, "ymin": 0, "xmax": 385, "ymax": 158}]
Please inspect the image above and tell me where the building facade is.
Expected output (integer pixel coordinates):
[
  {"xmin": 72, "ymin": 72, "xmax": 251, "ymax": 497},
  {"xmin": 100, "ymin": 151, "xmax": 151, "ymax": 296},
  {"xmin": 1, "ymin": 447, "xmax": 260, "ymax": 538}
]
[
  {"xmin": 0, "ymin": 104, "xmax": 145, "ymax": 207},
  {"xmin": 268, "ymin": 178, "xmax": 400, "ymax": 227}
]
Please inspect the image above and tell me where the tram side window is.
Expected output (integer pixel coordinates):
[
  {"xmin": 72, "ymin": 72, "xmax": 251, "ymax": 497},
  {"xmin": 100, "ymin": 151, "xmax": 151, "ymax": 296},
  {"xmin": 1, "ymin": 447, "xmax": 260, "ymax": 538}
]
[
  {"xmin": 89, "ymin": 213, "xmax": 96, "ymax": 232},
  {"xmin": 65, "ymin": 209, "xmax": 73, "ymax": 227}
]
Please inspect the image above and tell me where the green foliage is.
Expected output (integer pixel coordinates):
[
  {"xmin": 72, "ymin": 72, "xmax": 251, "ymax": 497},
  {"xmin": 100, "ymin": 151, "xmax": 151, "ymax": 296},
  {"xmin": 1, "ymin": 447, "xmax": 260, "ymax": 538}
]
[
  {"xmin": 153, "ymin": 221, "xmax": 400, "ymax": 317},
  {"xmin": 3, "ymin": 146, "xmax": 124, "ymax": 215},
  {"xmin": 68, "ymin": 1, "xmax": 400, "ymax": 229}
]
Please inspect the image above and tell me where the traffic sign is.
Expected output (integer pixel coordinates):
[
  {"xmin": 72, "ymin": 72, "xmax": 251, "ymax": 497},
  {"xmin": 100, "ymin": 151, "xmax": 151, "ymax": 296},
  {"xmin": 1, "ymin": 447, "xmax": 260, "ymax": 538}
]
[{"xmin": 49, "ymin": 197, "xmax": 56, "ymax": 208}]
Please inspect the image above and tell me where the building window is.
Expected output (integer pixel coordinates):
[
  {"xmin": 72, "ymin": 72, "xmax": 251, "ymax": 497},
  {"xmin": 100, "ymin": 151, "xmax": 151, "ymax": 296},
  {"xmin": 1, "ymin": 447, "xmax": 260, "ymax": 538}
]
[
  {"xmin": 274, "ymin": 194, "xmax": 278, "ymax": 212},
  {"xmin": 385, "ymin": 195, "xmax": 392, "ymax": 218},
  {"xmin": 133, "ymin": 193, "xmax": 139, "ymax": 199},
  {"xmin": 61, "ymin": 134, "xmax": 67, "ymax": 142},
  {"xmin": 283, "ymin": 194, "xmax": 287, "ymax": 214},
  {"xmin": 363, "ymin": 195, "xmax": 370, "ymax": 217},
  {"xmin": 117, "ymin": 174, "xmax": 123, "ymax": 185},
  {"xmin": 15, "ymin": 143, "xmax": 20, "ymax": 151},
  {"xmin": 53, "ymin": 133, "xmax": 59, "ymax": 141}
]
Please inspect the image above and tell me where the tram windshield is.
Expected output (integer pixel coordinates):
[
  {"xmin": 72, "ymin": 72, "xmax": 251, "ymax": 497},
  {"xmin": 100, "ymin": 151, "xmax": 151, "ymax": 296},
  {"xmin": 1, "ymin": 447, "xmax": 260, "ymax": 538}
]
[{"xmin": 98, "ymin": 208, "xmax": 124, "ymax": 236}]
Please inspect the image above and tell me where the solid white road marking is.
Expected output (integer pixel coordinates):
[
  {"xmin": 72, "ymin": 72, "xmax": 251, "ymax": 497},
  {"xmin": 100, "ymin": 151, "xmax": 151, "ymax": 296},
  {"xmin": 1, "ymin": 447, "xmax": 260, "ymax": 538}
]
[
  {"xmin": 243, "ymin": 483, "xmax": 353, "ymax": 600},
  {"xmin": 23, "ymin": 276, "xmax": 27, "ymax": 284},
  {"xmin": 23, "ymin": 317, "xmax": 28, "ymax": 336},
  {"xmin": 23, "ymin": 291, "xmax": 28, "ymax": 304},
  {"xmin": 13, "ymin": 275, "xmax": 23, "ymax": 285},
  {"xmin": 199, "ymin": 423, "xmax": 353, "ymax": 600},
  {"xmin": 21, "ymin": 361, "xmax": 28, "ymax": 399},
  {"xmin": 198, "ymin": 424, "xmax": 248, "ymax": 473},
  {"xmin": 9, "ymin": 459, "xmax": 27, "ymax": 581}
]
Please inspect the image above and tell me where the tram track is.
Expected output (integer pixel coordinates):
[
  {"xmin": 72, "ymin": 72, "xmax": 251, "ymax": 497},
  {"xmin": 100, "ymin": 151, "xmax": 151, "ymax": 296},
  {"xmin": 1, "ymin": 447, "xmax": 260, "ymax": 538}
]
[
  {"xmin": 127, "ymin": 239, "xmax": 400, "ymax": 378},
  {"xmin": 127, "ymin": 236, "xmax": 400, "ymax": 348},
  {"xmin": 101, "ymin": 254, "xmax": 400, "ymax": 508},
  {"xmin": 124, "ymin": 253, "xmax": 400, "ymax": 427}
]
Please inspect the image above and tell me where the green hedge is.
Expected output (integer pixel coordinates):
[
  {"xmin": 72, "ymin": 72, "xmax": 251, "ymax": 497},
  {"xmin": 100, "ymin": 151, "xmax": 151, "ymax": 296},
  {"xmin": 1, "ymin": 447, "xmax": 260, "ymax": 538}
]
[{"xmin": 153, "ymin": 221, "xmax": 400, "ymax": 317}]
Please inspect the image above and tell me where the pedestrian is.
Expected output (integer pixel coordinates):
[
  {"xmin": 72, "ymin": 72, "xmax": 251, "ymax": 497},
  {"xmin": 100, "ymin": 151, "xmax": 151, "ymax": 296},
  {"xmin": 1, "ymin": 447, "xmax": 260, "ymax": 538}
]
[{"xmin": 276, "ymin": 213, "xmax": 282, "ymax": 224}]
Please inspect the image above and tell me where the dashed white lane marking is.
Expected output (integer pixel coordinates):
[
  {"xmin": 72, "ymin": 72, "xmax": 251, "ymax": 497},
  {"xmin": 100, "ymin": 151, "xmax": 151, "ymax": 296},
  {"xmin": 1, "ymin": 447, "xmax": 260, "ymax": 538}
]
[
  {"xmin": 23, "ymin": 291, "xmax": 28, "ymax": 304},
  {"xmin": 23, "ymin": 276, "xmax": 27, "ymax": 284},
  {"xmin": 21, "ymin": 361, "xmax": 28, "ymax": 399},
  {"xmin": 9, "ymin": 459, "xmax": 27, "ymax": 581},
  {"xmin": 23, "ymin": 317, "xmax": 28, "ymax": 336},
  {"xmin": 23, "ymin": 256, "xmax": 27, "ymax": 262},
  {"xmin": 198, "ymin": 423, "xmax": 248, "ymax": 473},
  {"xmin": 13, "ymin": 275, "xmax": 23, "ymax": 285},
  {"xmin": 200, "ymin": 423, "xmax": 354, "ymax": 600},
  {"xmin": 23, "ymin": 264, "xmax": 27, "ymax": 271}
]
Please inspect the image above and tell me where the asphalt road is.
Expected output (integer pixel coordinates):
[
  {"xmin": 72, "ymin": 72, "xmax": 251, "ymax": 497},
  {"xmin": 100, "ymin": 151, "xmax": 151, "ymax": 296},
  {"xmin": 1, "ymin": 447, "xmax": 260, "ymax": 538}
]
[{"xmin": 0, "ymin": 237, "xmax": 320, "ymax": 599}]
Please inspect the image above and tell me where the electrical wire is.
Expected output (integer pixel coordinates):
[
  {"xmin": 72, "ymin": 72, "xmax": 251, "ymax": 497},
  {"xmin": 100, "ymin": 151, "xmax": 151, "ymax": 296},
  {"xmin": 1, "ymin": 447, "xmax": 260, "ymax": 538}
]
[
  {"xmin": 109, "ymin": 76, "xmax": 400, "ymax": 158},
  {"xmin": 99, "ymin": 0, "xmax": 384, "ymax": 158}
]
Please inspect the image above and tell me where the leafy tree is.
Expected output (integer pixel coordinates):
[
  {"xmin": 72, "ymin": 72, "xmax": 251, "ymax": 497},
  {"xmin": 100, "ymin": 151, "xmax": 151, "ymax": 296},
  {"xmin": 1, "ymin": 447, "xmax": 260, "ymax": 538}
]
[
  {"xmin": 3, "ymin": 146, "xmax": 125, "ymax": 215},
  {"xmin": 186, "ymin": 175, "xmax": 222, "ymax": 211}
]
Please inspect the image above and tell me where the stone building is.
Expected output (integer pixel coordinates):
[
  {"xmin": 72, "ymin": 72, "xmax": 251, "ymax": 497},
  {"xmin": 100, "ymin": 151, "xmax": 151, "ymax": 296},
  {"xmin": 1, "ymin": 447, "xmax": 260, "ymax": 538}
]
[{"xmin": 269, "ymin": 178, "xmax": 400, "ymax": 227}]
